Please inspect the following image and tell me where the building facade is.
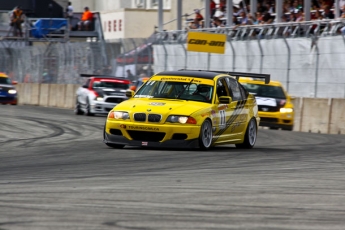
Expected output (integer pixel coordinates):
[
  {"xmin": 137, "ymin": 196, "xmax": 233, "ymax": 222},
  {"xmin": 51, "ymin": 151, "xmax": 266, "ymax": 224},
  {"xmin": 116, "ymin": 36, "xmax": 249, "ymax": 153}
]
[{"xmin": 70, "ymin": 0, "xmax": 205, "ymax": 39}]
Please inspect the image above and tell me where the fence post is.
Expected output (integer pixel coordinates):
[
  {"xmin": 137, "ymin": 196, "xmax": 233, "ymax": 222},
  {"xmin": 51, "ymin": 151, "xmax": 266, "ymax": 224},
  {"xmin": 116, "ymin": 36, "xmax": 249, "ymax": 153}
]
[
  {"xmin": 283, "ymin": 36, "xmax": 291, "ymax": 92},
  {"xmin": 228, "ymin": 34, "xmax": 236, "ymax": 71},
  {"xmin": 313, "ymin": 36, "xmax": 319, "ymax": 98},
  {"xmin": 131, "ymin": 38, "xmax": 138, "ymax": 78},
  {"xmin": 257, "ymin": 35, "xmax": 264, "ymax": 73},
  {"xmin": 160, "ymin": 34, "xmax": 168, "ymax": 70},
  {"xmin": 120, "ymin": 38, "xmax": 127, "ymax": 78}
]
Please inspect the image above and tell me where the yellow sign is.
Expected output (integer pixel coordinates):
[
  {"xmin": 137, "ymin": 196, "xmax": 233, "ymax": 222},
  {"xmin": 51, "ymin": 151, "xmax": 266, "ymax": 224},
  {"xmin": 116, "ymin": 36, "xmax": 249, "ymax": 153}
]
[{"xmin": 187, "ymin": 31, "xmax": 226, "ymax": 54}]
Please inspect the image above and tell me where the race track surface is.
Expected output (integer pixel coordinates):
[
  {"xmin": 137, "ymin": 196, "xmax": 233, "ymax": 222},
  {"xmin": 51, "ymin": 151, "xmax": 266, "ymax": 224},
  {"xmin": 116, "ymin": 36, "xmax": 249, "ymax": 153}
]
[{"xmin": 1, "ymin": 105, "xmax": 345, "ymax": 230}]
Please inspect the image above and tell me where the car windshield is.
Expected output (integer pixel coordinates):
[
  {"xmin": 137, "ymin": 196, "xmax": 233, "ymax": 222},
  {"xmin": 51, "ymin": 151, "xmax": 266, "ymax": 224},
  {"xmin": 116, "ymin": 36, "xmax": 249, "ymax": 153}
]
[
  {"xmin": 93, "ymin": 81, "xmax": 129, "ymax": 89},
  {"xmin": 242, "ymin": 83, "xmax": 286, "ymax": 99},
  {"xmin": 135, "ymin": 79, "xmax": 214, "ymax": 103},
  {"xmin": 0, "ymin": 77, "xmax": 11, "ymax": 85}
]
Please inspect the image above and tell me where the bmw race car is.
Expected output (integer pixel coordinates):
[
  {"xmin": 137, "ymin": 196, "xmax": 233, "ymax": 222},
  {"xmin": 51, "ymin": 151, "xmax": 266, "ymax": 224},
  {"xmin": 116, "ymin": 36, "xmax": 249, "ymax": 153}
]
[
  {"xmin": 0, "ymin": 73, "xmax": 18, "ymax": 105},
  {"xmin": 239, "ymin": 78, "xmax": 294, "ymax": 131},
  {"xmin": 103, "ymin": 69, "xmax": 270, "ymax": 149},
  {"xmin": 75, "ymin": 74, "xmax": 131, "ymax": 116}
]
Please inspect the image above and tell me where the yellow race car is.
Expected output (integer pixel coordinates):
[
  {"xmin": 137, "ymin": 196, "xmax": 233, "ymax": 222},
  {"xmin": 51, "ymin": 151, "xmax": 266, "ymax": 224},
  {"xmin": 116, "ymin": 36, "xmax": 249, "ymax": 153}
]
[
  {"xmin": 239, "ymin": 78, "xmax": 294, "ymax": 131},
  {"xmin": 103, "ymin": 70, "xmax": 270, "ymax": 149}
]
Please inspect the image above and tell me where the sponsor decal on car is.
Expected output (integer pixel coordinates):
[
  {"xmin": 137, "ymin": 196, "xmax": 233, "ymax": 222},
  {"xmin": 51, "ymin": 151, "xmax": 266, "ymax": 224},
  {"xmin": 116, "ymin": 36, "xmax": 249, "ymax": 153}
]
[
  {"xmin": 127, "ymin": 126, "xmax": 159, "ymax": 131},
  {"xmin": 149, "ymin": 102, "xmax": 166, "ymax": 106}
]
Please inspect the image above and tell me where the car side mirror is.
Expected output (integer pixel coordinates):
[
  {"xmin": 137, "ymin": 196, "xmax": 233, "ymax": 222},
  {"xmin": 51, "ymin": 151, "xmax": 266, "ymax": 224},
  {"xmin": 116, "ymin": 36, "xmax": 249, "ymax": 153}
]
[
  {"xmin": 126, "ymin": 90, "xmax": 134, "ymax": 98},
  {"xmin": 12, "ymin": 81, "xmax": 18, "ymax": 85},
  {"xmin": 82, "ymin": 85, "xmax": 88, "ymax": 88},
  {"xmin": 219, "ymin": 96, "xmax": 232, "ymax": 104}
]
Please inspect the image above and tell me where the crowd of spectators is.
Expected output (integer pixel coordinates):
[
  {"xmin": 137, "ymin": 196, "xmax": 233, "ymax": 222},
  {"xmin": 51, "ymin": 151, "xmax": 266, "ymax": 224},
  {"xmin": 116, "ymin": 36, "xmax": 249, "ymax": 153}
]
[{"xmin": 188, "ymin": 0, "xmax": 345, "ymax": 34}]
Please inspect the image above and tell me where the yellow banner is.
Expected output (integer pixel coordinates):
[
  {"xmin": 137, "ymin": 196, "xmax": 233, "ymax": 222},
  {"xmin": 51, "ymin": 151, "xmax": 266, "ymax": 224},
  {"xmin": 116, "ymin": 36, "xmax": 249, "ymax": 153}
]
[{"xmin": 187, "ymin": 32, "xmax": 226, "ymax": 54}]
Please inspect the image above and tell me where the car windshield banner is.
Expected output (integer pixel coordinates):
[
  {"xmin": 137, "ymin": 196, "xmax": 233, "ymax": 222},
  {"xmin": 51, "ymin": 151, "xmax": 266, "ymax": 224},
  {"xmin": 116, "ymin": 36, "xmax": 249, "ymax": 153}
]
[{"xmin": 187, "ymin": 31, "xmax": 226, "ymax": 54}]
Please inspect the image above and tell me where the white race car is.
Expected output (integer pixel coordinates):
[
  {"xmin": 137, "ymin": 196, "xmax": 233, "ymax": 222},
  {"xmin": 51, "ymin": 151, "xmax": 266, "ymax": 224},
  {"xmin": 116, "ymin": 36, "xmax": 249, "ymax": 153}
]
[{"xmin": 75, "ymin": 74, "xmax": 131, "ymax": 116}]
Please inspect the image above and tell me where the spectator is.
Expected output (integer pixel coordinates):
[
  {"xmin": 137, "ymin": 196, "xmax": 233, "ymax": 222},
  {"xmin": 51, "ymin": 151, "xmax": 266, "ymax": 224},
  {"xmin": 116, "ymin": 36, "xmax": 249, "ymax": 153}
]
[
  {"xmin": 10, "ymin": 6, "xmax": 24, "ymax": 37},
  {"xmin": 78, "ymin": 6, "xmax": 93, "ymax": 31},
  {"xmin": 126, "ymin": 69, "xmax": 135, "ymax": 81},
  {"xmin": 194, "ymin": 9, "xmax": 204, "ymax": 21},
  {"xmin": 239, "ymin": 12, "xmax": 252, "ymax": 25},
  {"xmin": 65, "ymin": 1, "xmax": 73, "ymax": 30},
  {"xmin": 312, "ymin": 10, "xmax": 324, "ymax": 20},
  {"xmin": 210, "ymin": 0, "xmax": 216, "ymax": 18},
  {"xmin": 295, "ymin": 8, "xmax": 304, "ymax": 22},
  {"xmin": 212, "ymin": 17, "xmax": 224, "ymax": 28},
  {"xmin": 322, "ymin": 5, "xmax": 334, "ymax": 19}
]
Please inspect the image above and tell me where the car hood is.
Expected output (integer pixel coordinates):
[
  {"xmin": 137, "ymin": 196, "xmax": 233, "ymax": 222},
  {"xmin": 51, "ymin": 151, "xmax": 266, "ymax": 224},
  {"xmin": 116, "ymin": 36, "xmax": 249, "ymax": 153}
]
[
  {"xmin": 0, "ymin": 84, "xmax": 15, "ymax": 91},
  {"xmin": 115, "ymin": 98, "xmax": 208, "ymax": 116},
  {"xmin": 94, "ymin": 88, "xmax": 127, "ymax": 97}
]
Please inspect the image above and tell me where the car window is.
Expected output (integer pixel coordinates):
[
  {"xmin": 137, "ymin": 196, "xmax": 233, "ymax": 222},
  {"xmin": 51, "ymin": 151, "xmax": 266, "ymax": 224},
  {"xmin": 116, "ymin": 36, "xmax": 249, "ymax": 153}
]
[
  {"xmin": 225, "ymin": 77, "xmax": 242, "ymax": 101},
  {"xmin": 93, "ymin": 81, "xmax": 129, "ymax": 89},
  {"xmin": 0, "ymin": 77, "xmax": 11, "ymax": 85},
  {"xmin": 242, "ymin": 83, "xmax": 286, "ymax": 99},
  {"xmin": 135, "ymin": 80, "xmax": 214, "ymax": 103},
  {"xmin": 216, "ymin": 78, "xmax": 229, "ymax": 98}
]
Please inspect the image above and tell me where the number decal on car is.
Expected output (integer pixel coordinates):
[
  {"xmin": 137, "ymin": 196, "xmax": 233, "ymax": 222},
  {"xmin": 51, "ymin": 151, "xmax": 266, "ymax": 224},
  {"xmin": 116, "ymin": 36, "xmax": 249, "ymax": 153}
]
[{"xmin": 219, "ymin": 110, "xmax": 226, "ymax": 128}]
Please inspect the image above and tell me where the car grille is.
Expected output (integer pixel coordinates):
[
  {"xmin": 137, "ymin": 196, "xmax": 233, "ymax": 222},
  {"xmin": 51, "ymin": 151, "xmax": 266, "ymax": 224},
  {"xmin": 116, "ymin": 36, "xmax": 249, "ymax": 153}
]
[
  {"xmin": 258, "ymin": 106, "xmax": 280, "ymax": 112},
  {"xmin": 148, "ymin": 114, "xmax": 161, "ymax": 122},
  {"xmin": 134, "ymin": 113, "xmax": 146, "ymax": 122},
  {"xmin": 105, "ymin": 97, "xmax": 125, "ymax": 103},
  {"xmin": 260, "ymin": 117, "xmax": 278, "ymax": 123},
  {"xmin": 127, "ymin": 131, "xmax": 165, "ymax": 142}
]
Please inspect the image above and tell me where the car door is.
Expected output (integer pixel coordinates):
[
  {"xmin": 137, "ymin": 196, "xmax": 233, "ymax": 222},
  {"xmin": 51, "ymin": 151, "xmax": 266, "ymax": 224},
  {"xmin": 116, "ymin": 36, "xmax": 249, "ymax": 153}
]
[
  {"xmin": 80, "ymin": 79, "xmax": 91, "ymax": 105},
  {"xmin": 212, "ymin": 78, "xmax": 238, "ymax": 143},
  {"xmin": 224, "ymin": 77, "xmax": 248, "ymax": 137}
]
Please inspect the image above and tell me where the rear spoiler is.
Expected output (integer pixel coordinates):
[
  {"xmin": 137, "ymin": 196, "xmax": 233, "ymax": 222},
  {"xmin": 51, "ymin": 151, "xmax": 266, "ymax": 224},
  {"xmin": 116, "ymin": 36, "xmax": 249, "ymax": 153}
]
[
  {"xmin": 80, "ymin": 74, "xmax": 128, "ymax": 80},
  {"xmin": 178, "ymin": 69, "xmax": 270, "ymax": 84}
]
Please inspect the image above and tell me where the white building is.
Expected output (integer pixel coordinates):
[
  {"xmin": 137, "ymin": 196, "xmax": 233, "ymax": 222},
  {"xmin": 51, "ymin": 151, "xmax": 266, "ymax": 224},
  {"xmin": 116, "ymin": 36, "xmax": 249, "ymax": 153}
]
[{"xmin": 70, "ymin": 0, "xmax": 206, "ymax": 39}]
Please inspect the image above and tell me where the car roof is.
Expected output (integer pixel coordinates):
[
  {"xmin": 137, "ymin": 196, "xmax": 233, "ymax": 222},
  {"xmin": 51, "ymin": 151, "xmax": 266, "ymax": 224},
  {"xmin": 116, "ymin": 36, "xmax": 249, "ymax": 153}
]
[
  {"xmin": 0, "ymin": 72, "xmax": 8, "ymax": 77},
  {"xmin": 155, "ymin": 70, "xmax": 222, "ymax": 80}
]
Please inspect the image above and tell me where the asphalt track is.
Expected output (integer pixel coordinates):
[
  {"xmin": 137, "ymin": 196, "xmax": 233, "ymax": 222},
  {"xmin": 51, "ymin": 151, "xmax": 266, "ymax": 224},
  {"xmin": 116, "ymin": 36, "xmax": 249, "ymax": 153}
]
[{"xmin": 1, "ymin": 105, "xmax": 345, "ymax": 230}]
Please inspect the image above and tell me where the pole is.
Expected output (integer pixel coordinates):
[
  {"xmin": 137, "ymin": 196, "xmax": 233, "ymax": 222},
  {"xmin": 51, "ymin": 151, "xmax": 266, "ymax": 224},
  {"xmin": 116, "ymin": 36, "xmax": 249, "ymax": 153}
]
[
  {"xmin": 226, "ymin": 0, "xmax": 233, "ymax": 27},
  {"xmin": 177, "ymin": 0, "xmax": 182, "ymax": 30},
  {"xmin": 205, "ymin": 0, "xmax": 210, "ymax": 28},
  {"xmin": 304, "ymin": 0, "xmax": 311, "ymax": 21},
  {"xmin": 275, "ymin": 0, "xmax": 283, "ymax": 23},
  {"xmin": 158, "ymin": 0, "xmax": 163, "ymax": 32},
  {"xmin": 250, "ymin": 0, "xmax": 257, "ymax": 16},
  {"xmin": 335, "ymin": 0, "xmax": 340, "ymax": 18}
]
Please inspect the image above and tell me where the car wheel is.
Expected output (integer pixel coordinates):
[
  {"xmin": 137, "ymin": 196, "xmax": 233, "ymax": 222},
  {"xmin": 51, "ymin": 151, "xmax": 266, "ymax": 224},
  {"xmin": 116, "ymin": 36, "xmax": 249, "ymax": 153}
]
[
  {"xmin": 199, "ymin": 119, "xmax": 213, "ymax": 150},
  {"xmin": 85, "ymin": 99, "xmax": 94, "ymax": 116},
  {"xmin": 74, "ymin": 98, "xmax": 83, "ymax": 115},
  {"xmin": 236, "ymin": 118, "xmax": 257, "ymax": 149}
]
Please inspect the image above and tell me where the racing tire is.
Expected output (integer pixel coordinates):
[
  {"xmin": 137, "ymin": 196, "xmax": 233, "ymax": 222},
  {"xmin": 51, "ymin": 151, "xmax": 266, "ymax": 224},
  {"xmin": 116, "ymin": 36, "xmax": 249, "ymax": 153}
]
[
  {"xmin": 199, "ymin": 119, "xmax": 213, "ymax": 150},
  {"xmin": 105, "ymin": 143, "xmax": 125, "ymax": 149},
  {"xmin": 85, "ymin": 99, "xmax": 94, "ymax": 116},
  {"xmin": 236, "ymin": 118, "xmax": 257, "ymax": 149},
  {"xmin": 74, "ymin": 99, "xmax": 84, "ymax": 115}
]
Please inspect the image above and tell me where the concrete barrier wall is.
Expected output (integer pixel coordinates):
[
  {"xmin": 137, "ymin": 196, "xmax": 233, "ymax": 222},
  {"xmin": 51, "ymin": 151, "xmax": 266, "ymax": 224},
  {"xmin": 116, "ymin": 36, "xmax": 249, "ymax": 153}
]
[{"xmin": 16, "ymin": 83, "xmax": 345, "ymax": 135}]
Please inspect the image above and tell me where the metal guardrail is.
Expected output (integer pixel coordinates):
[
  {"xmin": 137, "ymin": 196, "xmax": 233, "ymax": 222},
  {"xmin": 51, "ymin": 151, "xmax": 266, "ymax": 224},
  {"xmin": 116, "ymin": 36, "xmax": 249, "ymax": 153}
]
[{"xmin": 154, "ymin": 19, "xmax": 345, "ymax": 42}]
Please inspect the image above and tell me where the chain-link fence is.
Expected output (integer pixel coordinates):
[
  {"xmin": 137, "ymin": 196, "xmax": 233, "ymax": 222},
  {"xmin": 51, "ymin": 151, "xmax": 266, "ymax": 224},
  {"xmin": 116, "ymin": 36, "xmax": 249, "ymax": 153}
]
[
  {"xmin": 0, "ymin": 37, "xmax": 155, "ymax": 84},
  {"xmin": 153, "ymin": 20, "xmax": 345, "ymax": 98}
]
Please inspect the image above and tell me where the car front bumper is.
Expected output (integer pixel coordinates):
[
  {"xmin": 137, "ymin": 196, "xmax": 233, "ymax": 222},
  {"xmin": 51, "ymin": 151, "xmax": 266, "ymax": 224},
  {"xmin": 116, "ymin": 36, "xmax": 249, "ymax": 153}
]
[
  {"xmin": 0, "ymin": 95, "xmax": 17, "ymax": 104},
  {"xmin": 104, "ymin": 120, "xmax": 201, "ymax": 148},
  {"xmin": 258, "ymin": 111, "xmax": 294, "ymax": 129},
  {"xmin": 90, "ymin": 101, "xmax": 119, "ymax": 114}
]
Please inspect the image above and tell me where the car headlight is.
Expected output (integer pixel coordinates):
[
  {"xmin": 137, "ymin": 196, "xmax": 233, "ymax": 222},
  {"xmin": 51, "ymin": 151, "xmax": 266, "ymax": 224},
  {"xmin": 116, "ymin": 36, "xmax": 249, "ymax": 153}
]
[
  {"xmin": 95, "ymin": 97, "xmax": 104, "ymax": 101},
  {"xmin": 166, "ymin": 115, "xmax": 197, "ymax": 124},
  {"xmin": 108, "ymin": 111, "xmax": 129, "ymax": 119},
  {"xmin": 8, "ymin": 89, "xmax": 17, "ymax": 94},
  {"xmin": 280, "ymin": 108, "xmax": 293, "ymax": 113}
]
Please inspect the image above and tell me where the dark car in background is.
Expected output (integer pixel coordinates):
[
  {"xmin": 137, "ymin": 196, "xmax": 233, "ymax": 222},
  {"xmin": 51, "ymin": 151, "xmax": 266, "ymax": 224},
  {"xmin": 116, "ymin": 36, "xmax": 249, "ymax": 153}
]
[{"xmin": 0, "ymin": 73, "xmax": 18, "ymax": 105}]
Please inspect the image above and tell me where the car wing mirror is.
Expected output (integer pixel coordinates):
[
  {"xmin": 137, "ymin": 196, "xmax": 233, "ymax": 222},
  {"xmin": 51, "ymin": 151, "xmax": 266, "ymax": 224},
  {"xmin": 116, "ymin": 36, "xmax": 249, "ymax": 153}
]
[
  {"xmin": 126, "ymin": 90, "xmax": 134, "ymax": 98},
  {"xmin": 82, "ymin": 85, "xmax": 88, "ymax": 88},
  {"xmin": 219, "ymin": 96, "xmax": 232, "ymax": 104}
]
